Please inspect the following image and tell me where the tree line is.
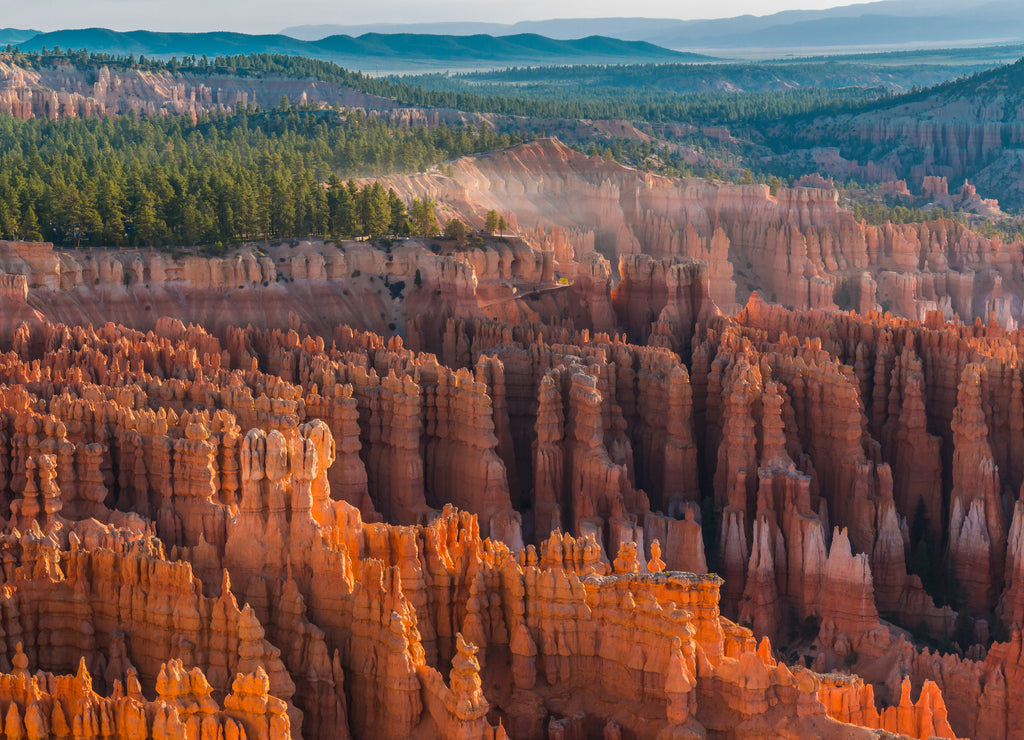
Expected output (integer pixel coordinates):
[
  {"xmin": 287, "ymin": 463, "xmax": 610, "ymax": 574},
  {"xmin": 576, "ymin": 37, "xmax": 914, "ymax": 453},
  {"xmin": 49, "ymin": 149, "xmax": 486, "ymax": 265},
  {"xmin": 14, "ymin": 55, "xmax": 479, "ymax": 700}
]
[
  {"xmin": 850, "ymin": 201, "xmax": 957, "ymax": 225},
  {"xmin": 2, "ymin": 48, "xmax": 888, "ymax": 126},
  {"xmin": 0, "ymin": 105, "xmax": 518, "ymax": 248}
]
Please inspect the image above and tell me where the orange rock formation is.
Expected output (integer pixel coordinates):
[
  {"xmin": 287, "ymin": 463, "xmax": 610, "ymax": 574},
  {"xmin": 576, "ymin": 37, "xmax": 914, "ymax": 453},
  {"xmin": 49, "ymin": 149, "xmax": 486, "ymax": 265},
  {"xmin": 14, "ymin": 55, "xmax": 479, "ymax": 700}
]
[{"xmin": 0, "ymin": 224, "xmax": 1012, "ymax": 738}]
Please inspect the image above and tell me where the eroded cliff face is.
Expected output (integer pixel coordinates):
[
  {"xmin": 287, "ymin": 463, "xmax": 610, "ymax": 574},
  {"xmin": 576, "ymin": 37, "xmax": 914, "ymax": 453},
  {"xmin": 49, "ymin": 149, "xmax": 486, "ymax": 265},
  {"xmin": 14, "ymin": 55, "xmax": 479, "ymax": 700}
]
[
  {"xmin": 0, "ymin": 59, "xmax": 407, "ymax": 119},
  {"xmin": 8, "ymin": 133, "xmax": 1019, "ymax": 331},
  {"xmin": 380, "ymin": 138, "xmax": 1024, "ymax": 328},
  {"xmin": 780, "ymin": 60, "xmax": 1024, "ymax": 210},
  {"xmin": 0, "ymin": 237, "xmax": 530, "ymax": 341}
]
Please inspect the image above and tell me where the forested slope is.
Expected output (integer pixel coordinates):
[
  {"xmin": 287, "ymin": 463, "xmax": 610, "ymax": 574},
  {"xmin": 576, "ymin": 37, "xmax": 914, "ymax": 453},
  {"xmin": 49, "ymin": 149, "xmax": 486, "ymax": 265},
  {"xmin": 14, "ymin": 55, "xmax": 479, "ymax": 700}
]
[{"xmin": 0, "ymin": 107, "xmax": 517, "ymax": 247}]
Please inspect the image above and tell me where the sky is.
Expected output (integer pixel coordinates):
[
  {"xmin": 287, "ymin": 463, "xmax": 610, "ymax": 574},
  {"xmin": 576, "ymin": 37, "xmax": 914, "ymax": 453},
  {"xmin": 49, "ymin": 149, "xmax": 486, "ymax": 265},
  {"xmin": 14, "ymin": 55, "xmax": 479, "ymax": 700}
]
[{"xmin": 6, "ymin": 0, "xmax": 881, "ymax": 35}]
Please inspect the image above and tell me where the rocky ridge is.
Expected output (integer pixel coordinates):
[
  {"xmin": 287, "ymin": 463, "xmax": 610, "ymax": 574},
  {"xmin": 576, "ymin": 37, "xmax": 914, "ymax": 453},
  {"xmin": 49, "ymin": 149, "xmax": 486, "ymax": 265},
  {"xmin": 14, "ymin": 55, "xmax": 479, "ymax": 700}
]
[
  {"xmin": 0, "ymin": 59, "xmax": 403, "ymax": 119},
  {"xmin": 779, "ymin": 58, "xmax": 1024, "ymax": 210},
  {"xmin": 379, "ymin": 138, "xmax": 1024, "ymax": 328}
]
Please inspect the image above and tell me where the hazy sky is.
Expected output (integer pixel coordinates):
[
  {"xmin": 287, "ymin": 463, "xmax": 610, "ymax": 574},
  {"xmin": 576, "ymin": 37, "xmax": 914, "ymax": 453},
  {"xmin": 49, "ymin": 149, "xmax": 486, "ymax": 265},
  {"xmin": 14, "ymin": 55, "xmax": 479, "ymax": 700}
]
[{"xmin": 9, "ymin": 0, "xmax": 877, "ymax": 34}]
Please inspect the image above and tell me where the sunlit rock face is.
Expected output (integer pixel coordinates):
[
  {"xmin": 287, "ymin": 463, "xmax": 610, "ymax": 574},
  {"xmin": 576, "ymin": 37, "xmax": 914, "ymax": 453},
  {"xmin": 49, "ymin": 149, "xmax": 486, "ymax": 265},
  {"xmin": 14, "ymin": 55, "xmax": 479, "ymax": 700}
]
[
  {"xmin": 380, "ymin": 138, "xmax": 1024, "ymax": 327},
  {"xmin": 6, "ymin": 222, "xmax": 1019, "ymax": 738}
]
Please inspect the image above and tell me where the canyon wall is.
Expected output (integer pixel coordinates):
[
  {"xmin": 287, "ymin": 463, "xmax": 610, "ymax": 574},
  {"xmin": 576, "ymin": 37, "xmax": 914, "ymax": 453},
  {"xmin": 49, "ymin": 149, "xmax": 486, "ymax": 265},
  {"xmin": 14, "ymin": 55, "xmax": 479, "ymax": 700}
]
[
  {"xmin": 0, "ymin": 59, "xmax": 405, "ymax": 118},
  {"xmin": 380, "ymin": 138, "xmax": 1024, "ymax": 328},
  {"xmin": 785, "ymin": 64, "xmax": 1024, "ymax": 209}
]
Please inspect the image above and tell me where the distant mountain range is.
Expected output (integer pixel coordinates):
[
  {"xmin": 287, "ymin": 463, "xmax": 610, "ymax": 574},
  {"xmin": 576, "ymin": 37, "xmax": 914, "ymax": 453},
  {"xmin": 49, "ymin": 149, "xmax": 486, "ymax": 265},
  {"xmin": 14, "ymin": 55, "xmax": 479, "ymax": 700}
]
[
  {"xmin": 285, "ymin": 0, "xmax": 1024, "ymax": 50},
  {"xmin": 5, "ymin": 0, "xmax": 1021, "ymax": 75},
  {"xmin": 0, "ymin": 28, "xmax": 709, "ymax": 73},
  {"xmin": 0, "ymin": 28, "xmax": 40, "ymax": 46}
]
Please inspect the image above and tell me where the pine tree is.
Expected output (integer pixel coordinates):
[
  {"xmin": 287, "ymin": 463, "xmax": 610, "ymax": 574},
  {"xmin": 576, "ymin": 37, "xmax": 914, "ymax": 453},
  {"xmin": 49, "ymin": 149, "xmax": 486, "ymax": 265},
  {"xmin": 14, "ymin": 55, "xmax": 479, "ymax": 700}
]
[
  {"xmin": 133, "ymin": 190, "xmax": 160, "ymax": 247},
  {"xmin": 0, "ymin": 201, "xmax": 15, "ymax": 240},
  {"xmin": 180, "ymin": 194, "xmax": 202, "ymax": 246},
  {"xmin": 332, "ymin": 184, "xmax": 358, "ymax": 237},
  {"xmin": 99, "ymin": 179, "xmax": 126, "ymax": 246},
  {"xmin": 361, "ymin": 182, "xmax": 390, "ymax": 237},
  {"xmin": 410, "ymin": 198, "xmax": 440, "ymax": 237},
  {"xmin": 484, "ymin": 209, "xmax": 500, "ymax": 233},
  {"xmin": 20, "ymin": 205, "xmax": 42, "ymax": 242},
  {"xmin": 312, "ymin": 187, "xmax": 329, "ymax": 237},
  {"xmin": 0, "ymin": 97, "xmax": 525, "ymax": 249},
  {"xmin": 443, "ymin": 218, "xmax": 468, "ymax": 246},
  {"xmin": 388, "ymin": 189, "xmax": 410, "ymax": 236}
]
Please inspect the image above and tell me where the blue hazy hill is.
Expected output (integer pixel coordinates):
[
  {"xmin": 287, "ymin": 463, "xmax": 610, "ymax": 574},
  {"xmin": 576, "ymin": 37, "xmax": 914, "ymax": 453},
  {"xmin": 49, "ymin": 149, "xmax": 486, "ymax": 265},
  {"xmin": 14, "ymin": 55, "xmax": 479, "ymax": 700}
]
[{"xmin": 12, "ymin": 28, "xmax": 711, "ymax": 72}]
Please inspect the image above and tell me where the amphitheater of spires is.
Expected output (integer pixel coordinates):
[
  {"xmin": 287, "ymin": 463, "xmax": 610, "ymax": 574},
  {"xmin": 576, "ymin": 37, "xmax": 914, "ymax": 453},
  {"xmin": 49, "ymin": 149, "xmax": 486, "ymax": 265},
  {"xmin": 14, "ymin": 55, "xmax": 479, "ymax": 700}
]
[
  {"xmin": 0, "ymin": 134, "xmax": 1023, "ymax": 737},
  {"xmin": 0, "ymin": 227, "xmax": 1018, "ymax": 739}
]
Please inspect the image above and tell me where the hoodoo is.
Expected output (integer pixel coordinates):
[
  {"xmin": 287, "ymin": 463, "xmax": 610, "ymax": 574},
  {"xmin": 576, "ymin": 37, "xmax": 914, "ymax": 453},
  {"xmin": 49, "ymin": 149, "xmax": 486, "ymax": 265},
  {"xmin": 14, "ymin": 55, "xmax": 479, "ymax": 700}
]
[{"xmin": 0, "ymin": 226, "xmax": 1007, "ymax": 738}]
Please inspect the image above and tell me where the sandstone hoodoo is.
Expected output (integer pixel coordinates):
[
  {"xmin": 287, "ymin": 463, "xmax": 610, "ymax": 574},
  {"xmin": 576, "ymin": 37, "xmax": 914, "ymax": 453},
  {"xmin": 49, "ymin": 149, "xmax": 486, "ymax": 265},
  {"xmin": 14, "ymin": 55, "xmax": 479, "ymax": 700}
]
[{"xmin": 0, "ymin": 214, "xmax": 1015, "ymax": 738}]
